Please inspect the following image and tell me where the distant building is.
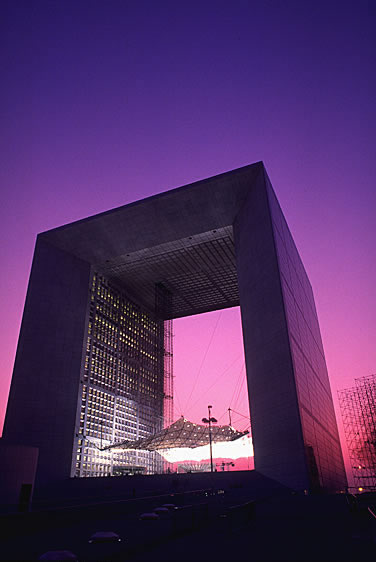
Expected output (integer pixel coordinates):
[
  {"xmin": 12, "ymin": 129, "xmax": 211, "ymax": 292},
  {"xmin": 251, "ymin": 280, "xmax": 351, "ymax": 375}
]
[
  {"xmin": 339, "ymin": 374, "xmax": 376, "ymax": 490},
  {"xmin": 3, "ymin": 162, "xmax": 347, "ymax": 492}
]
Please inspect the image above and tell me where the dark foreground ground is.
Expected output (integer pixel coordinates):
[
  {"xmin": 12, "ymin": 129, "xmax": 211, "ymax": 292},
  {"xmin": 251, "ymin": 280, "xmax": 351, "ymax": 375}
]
[{"xmin": 1, "ymin": 473, "xmax": 375, "ymax": 561}]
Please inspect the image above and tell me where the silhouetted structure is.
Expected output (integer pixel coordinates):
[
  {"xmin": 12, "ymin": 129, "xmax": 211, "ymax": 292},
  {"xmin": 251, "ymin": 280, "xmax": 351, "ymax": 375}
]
[
  {"xmin": 3, "ymin": 162, "xmax": 346, "ymax": 492},
  {"xmin": 339, "ymin": 374, "xmax": 376, "ymax": 490}
]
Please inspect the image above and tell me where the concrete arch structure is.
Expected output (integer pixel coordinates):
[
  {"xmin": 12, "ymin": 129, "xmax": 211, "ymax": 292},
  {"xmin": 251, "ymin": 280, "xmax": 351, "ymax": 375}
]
[{"xmin": 3, "ymin": 162, "xmax": 347, "ymax": 492}]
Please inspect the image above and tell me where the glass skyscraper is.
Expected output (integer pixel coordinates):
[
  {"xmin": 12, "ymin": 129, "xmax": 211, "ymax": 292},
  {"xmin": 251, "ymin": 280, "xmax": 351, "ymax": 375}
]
[{"xmin": 74, "ymin": 274, "xmax": 164, "ymax": 477}]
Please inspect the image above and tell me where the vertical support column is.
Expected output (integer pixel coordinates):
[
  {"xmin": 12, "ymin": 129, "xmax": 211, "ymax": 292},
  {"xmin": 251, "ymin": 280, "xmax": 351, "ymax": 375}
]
[
  {"xmin": 3, "ymin": 237, "xmax": 91, "ymax": 486},
  {"xmin": 164, "ymin": 316, "xmax": 174, "ymax": 427},
  {"xmin": 233, "ymin": 170, "xmax": 309, "ymax": 491},
  {"xmin": 155, "ymin": 283, "xmax": 173, "ymax": 428}
]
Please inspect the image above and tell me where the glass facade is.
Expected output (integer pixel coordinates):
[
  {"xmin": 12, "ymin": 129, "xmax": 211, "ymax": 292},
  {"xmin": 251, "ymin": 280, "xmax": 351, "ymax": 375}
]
[
  {"xmin": 266, "ymin": 179, "xmax": 347, "ymax": 491},
  {"xmin": 73, "ymin": 273, "xmax": 165, "ymax": 477}
]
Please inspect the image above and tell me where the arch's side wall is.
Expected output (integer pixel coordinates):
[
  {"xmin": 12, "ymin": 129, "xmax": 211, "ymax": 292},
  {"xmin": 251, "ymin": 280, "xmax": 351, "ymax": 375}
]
[
  {"xmin": 3, "ymin": 238, "xmax": 91, "ymax": 485},
  {"xmin": 234, "ymin": 171, "xmax": 310, "ymax": 491},
  {"xmin": 264, "ymin": 172, "xmax": 347, "ymax": 491}
]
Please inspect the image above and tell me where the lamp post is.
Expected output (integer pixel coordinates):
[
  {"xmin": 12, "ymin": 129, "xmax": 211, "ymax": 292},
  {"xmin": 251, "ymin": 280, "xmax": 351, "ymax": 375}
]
[{"xmin": 202, "ymin": 405, "xmax": 217, "ymax": 473}]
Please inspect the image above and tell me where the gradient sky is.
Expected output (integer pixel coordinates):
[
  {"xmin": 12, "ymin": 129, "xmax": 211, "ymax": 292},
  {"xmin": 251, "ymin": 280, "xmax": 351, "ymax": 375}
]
[{"xmin": 1, "ymin": 1, "xmax": 375, "ymax": 475}]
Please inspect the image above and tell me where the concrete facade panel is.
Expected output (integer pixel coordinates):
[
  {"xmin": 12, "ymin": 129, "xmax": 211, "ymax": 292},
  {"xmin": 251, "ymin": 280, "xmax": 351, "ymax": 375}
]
[
  {"xmin": 3, "ymin": 238, "xmax": 91, "ymax": 484},
  {"xmin": 265, "ymin": 171, "xmax": 347, "ymax": 491},
  {"xmin": 233, "ymin": 169, "xmax": 310, "ymax": 491}
]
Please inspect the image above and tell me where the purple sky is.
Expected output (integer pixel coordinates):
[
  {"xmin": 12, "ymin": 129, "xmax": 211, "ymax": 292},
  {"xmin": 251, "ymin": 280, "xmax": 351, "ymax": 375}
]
[{"xmin": 1, "ymin": 1, "xmax": 375, "ymax": 472}]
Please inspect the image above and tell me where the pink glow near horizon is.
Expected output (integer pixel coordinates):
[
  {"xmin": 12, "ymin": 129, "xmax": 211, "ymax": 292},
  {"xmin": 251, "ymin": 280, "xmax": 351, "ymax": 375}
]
[{"xmin": 1, "ymin": 2, "xmax": 375, "ymax": 479}]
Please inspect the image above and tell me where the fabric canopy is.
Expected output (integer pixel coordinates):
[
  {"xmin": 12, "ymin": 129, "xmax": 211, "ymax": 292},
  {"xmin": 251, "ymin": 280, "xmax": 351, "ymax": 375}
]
[{"xmin": 103, "ymin": 416, "xmax": 248, "ymax": 452}]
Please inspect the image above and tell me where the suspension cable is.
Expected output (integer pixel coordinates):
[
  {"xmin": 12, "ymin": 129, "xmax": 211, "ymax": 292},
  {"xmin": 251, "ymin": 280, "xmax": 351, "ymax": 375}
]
[
  {"xmin": 232, "ymin": 375, "xmax": 246, "ymax": 412},
  {"xmin": 183, "ymin": 311, "xmax": 222, "ymax": 414},
  {"xmin": 229, "ymin": 408, "xmax": 250, "ymax": 420},
  {"xmin": 229, "ymin": 362, "xmax": 245, "ymax": 408},
  {"xmin": 185, "ymin": 353, "xmax": 243, "ymax": 416}
]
